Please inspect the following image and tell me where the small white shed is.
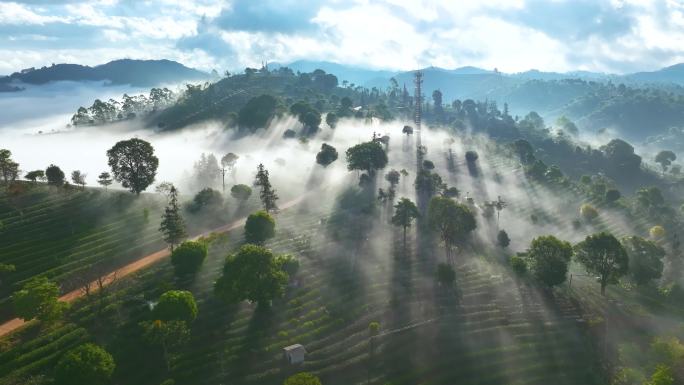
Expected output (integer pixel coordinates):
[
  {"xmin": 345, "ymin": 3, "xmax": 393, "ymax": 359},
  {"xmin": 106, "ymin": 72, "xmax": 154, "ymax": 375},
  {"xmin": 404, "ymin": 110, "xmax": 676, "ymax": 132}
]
[{"xmin": 283, "ymin": 344, "xmax": 307, "ymax": 364}]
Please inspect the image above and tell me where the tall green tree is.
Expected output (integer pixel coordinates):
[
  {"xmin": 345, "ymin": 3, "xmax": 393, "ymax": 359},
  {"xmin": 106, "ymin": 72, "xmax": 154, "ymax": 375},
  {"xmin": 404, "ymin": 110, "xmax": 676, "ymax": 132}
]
[
  {"xmin": 428, "ymin": 196, "xmax": 476, "ymax": 264},
  {"xmin": 244, "ymin": 210, "xmax": 276, "ymax": 244},
  {"xmin": 107, "ymin": 138, "xmax": 159, "ymax": 195},
  {"xmin": 254, "ymin": 164, "xmax": 279, "ymax": 212},
  {"xmin": 527, "ymin": 235, "xmax": 573, "ymax": 287},
  {"xmin": 0, "ymin": 149, "xmax": 19, "ymax": 185},
  {"xmin": 97, "ymin": 172, "xmax": 113, "ymax": 190},
  {"xmin": 159, "ymin": 185, "xmax": 186, "ymax": 251},
  {"xmin": 621, "ymin": 236, "xmax": 665, "ymax": 286},
  {"xmin": 45, "ymin": 164, "xmax": 65, "ymax": 186},
  {"xmin": 13, "ymin": 276, "xmax": 63, "ymax": 322},
  {"xmin": 345, "ymin": 141, "xmax": 388, "ymax": 178},
  {"xmin": 575, "ymin": 232, "xmax": 629, "ymax": 295},
  {"xmin": 392, "ymin": 198, "xmax": 419, "ymax": 253},
  {"xmin": 214, "ymin": 244, "xmax": 288, "ymax": 306},
  {"xmin": 220, "ymin": 152, "xmax": 239, "ymax": 191},
  {"xmin": 71, "ymin": 170, "xmax": 86, "ymax": 190},
  {"xmin": 55, "ymin": 343, "xmax": 115, "ymax": 385}
]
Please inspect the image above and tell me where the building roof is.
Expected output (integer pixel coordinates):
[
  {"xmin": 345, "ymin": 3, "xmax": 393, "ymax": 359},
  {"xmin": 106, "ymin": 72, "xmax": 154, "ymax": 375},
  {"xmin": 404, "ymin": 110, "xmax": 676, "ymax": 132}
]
[{"xmin": 283, "ymin": 344, "xmax": 306, "ymax": 352}]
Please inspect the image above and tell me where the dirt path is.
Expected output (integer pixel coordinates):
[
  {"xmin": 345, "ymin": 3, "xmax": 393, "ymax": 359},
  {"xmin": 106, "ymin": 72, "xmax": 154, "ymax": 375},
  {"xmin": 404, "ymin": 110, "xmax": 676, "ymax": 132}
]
[{"xmin": 0, "ymin": 196, "xmax": 305, "ymax": 338}]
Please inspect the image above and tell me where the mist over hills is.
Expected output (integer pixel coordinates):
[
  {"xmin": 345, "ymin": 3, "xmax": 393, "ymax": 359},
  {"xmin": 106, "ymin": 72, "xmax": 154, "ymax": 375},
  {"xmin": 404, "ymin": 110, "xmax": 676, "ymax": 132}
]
[{"xmin": 0, "ymin": 59, "xmax": 210, "ymax": 91}]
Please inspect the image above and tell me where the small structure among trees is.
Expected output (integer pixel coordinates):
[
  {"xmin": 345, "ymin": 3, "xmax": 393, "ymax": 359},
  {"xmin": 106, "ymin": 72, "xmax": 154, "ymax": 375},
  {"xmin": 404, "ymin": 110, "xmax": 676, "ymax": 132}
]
[{"xmin": 283, "ymin": 344, "xmax": 307, "ymax": 365}]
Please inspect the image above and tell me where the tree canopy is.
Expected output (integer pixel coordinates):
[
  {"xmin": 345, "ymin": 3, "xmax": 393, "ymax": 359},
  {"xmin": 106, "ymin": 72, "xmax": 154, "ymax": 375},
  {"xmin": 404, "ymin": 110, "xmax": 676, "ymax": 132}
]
[
  {"xmin": 621, "ymin": 236, "xmax": 665, "ymax": 286},
  {"xmin": 238, "ymin": 94, "xmax": 277, "ymax": 131},
  {"xmin": 428, "ymin": 196, "xmax": 476, "ymax": 264},
  {"xmin": 154, "ymin": 290, "xmax": 198, "ymax": 323},
  {"xmin": 55, "ymin": 343, "xmax": 115, "ymax": 385},
  {"xmin": 214, "ymin": 244, "xmax": 288, "ymax": 305},
  {"xmin": 244, "ymin": 210, "xmax": 276, "ymax": 244},
  {"xmin": 345, "ymin": 141, "xmax": 388, "ymax": 177},
  {"xmin": 170, "ymin": 241, "xmax": 207, "ymax": 276},
  {"xmin": 527, "ymin": 235, "xmax": 573, "ymax": 287},
  {"xmin": 575, "ymin": 232, "xmax": 629, "ymax": 295},
  {"xmin": 316, "ymin": 143, "xmax": 338, "ymax": 167},
  {"xmin": 284, "ymin": 372, "xmax": 322, "ymax": 385},
  {"xmin": 107, "ymin": 138, "xmax": 159, "ymax": 194},
  {"xmin": 230, "ymin": 184, "xmax": 252, "ymax": 201},
  {"xmin": 13, "ymin": 276, "xmax": 63, "ymax": 321}
]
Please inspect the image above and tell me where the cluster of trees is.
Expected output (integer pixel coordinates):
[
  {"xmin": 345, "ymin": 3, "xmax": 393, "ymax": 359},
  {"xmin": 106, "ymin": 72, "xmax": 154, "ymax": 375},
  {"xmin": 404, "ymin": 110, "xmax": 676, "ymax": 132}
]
[
  {"xmin": 71, "ymin": 87, "xmax": 175, "ymax": 126},
  {"xmin": 511, "ymin": 231, "xmax": 668, "ymax": 295}
]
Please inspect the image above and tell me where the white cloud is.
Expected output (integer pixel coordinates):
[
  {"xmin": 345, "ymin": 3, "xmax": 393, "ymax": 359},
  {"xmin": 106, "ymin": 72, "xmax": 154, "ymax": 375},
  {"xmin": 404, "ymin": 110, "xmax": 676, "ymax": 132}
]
[{"xmin": 0, "ymin": 2, "xmax": 65, "ymax": 25}]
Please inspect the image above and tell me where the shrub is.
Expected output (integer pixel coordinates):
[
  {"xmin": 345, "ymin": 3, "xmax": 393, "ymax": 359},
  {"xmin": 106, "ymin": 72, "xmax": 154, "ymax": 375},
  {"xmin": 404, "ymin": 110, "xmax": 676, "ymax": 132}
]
[
  {"xmin": 510, "ymin": 256, "xmax": 527, "ymax": 275},
  {"xmin": 189, "ymin": 188, "xmax": 223, "ymax": 213},
  {"xmin": 580, "ymin": 204, "xmax": 598, "ymax": 221},
  {"xmin": 170, "ymin": 241, "xmax": 207, "ymax": 276},
  {"xmin": 284, "ymin": 373, "xmax": 322, "ymax": 385},
  {"xmin": 368, "ymin": 321, "xmax": 381, "ymax": 336},
  {"xmin": 650, "ymin": 225, "xmax": 666, "ymax": 239},
  {"xmin": 497, "ymin": 230, "xmax": 510, "ymax": 248},
  {"xmin": 230, "ymin": 184, "xmax": 252, "ymax": 201}
]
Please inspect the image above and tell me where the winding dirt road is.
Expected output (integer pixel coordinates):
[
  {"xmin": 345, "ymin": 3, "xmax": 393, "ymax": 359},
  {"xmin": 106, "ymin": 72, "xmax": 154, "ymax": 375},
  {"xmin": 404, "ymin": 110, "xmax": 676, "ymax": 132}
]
[{"xmin": 0, "ymin": 196, "xmax": 304, "ymax": 338}]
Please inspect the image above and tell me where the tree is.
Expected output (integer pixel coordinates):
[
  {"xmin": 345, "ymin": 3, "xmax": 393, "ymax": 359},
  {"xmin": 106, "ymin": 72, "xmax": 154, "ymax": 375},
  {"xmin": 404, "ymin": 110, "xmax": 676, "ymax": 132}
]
[
  {"xmin": 214, "ymin": 244, "xmax": 288, "ymax": 305},
  {"xmin": 510, "ymin": 256, "xmax": 527, "ymax": 275},
  {"xmin": 230, "ymin": 184, "xmax": 252, "ymax": 202},
  {"xmin": 97, "ymin": 172, "xmax": 113, "ymax": 190},
  {"xmin": 428, "ymin": 196, "xmax": 476, "ymax": 264},
  {"xmin": 170, "ymin": 241, "xmax": 207, "ymax": 277},
  {"xmin": 646, "ymin": 365, "xmax": 675, "ymax": 385},
  {"xmin": 45, "ymin": 164, "xmax": 65, "ymax": 186},
  {"xmin": 621, "ymin": 236, "xmax": 665, "ymax": 286},
  {"xmin": 254, "ymin": 164, "xmax": 279, "ymax": 212},
  {"xmin": 24, "ymin": 170, "xmax": 44, "ymax": 183},
  {"xmin": 238, "ymin": 94, "xmax": 277, "ymax": 131},
  {"xmin": 107, "ymin": 138, "xmax": 158, "ymax": 195},
  {"xmin": 141, "ymin": 319, "xmax": 189, "ymax": 372},
  {"xmin": 316, "ymin": 143, "xmax": 338, "ymax": 167},
  {"xmin": 71, "ymin": 170, "xmax": 87, "ymax": 190},
  {"xmin": 650, "ymin": 225, "xmax": 666, "ymax": 239},
  {"xmin": 325, "ymin": 112, "xmax": 338, "ymax": 128},
  {"xmin": 13, "ymin": 276, "xmax": 63, "ymax": 322},
  {"xmin": 193, "ymin": 153, "xmax": 220, "ymax": 188},
  {"xmin": 244, "ymin": 210, "xmax": 275, "ymax": 244},
  {"xmin": 0, "ymin": 149, "xmax": 19, "ymax": 185},
  {"xmin": 0, "ymin": 263, "xmax": 15, "ymax": 288},
  {"xmin": 189, "ymin": 188, "xmax": 223, "ymax": 213},
  {"xmin": 55, "ymin": 343, "xmax": 115, "ymax": 385},
  {"xmin": 402, "ymin": 125, "xmax": 413, "ymax": 135},
  {"xmin": 513, "ymin": 139, "xmax": 535, "ymax": 164},
  {"xmin": 284, "ymin": 373, "xmax": 322, "ymax": 385},
  {"xmin": 392, "ymin": 198, "xmax": 419, "ymax": 252},
  {"xmin": 494, "ymin": 196, "xmax": 507, "ymax": 226},
  {"xmin": 345, "ymin": 141, "xmax": 388, "ymax": 177},
  {"xmin": 580, "ymin": 203, "xmax": 599, "ymax": 221},
  {"xmin": 574, "ymin": 232, "xmax": 629, "ymax": 295},
  {"xmin": 154, "ymin": 290, "xmax": 198, "ymax": 323},
  {"xmin": 655, "ymin": 150, "xmax": 677, "ymax": 174},
  {"xmin": 159, "ymin": 185, "xmax": 186, "ymax": 251},
  {"xmin": 414, "ymin": 170, "xmax": 443, "ymax": 196},
  {"xmin": 220, "ymin": 153, "xmax": 239, "ymax": 191},
  {"xmin": 527, "ymin": 235, "xmax": 573, "ymax": 287},
  {"xmin": 436, "ymin": 263, "xmax": 455, "ymax": 286},
  {"xmin": 497, "ymin": 230, "xmax": 510, "ymax": 248},
  {"xmin": 465, "ymin": 151, "xmax": 479, "ymax": 163},
  {"xmin": 605, "ymin": 188, "xmax": 621, "ymax": 203}
]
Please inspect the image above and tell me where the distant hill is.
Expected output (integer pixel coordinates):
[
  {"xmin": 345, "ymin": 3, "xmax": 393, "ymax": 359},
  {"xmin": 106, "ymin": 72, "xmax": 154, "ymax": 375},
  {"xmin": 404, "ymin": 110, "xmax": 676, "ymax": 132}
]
[
  {"xmin": 0, "ymin": 59, "xmax": 209, "ymax": 91},
  {"xmin": 625, "ymin": 63, "xmax": 684, "ymax": 85}
]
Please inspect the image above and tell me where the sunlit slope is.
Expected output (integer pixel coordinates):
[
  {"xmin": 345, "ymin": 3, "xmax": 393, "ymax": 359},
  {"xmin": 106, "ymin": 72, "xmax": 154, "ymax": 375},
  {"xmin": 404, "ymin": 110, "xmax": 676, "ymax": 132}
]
[{"xmin": 0, "ymin": 186, "xmax": 166, "ymax": 320}]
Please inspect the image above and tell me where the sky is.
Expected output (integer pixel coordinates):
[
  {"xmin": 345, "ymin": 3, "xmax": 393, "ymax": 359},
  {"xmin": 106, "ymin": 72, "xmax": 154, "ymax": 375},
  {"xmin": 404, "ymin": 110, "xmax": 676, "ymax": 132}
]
[{"xmin": 1, "ymin": 0, "xmax": 684, "ymax": 75}]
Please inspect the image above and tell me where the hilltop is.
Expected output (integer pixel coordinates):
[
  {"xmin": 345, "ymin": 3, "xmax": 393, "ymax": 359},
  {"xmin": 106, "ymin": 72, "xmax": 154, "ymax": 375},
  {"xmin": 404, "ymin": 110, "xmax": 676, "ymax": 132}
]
[{"xmin": 0, "ymin": 59, "xmax": 210, "ymax": 91}]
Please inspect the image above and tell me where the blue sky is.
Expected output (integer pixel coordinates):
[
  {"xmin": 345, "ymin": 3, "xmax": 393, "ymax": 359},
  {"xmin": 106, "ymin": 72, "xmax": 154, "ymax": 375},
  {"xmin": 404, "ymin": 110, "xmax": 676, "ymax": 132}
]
[{"xmin": 1, "ymin": 0, "xmax": 684, "ymax": 75}]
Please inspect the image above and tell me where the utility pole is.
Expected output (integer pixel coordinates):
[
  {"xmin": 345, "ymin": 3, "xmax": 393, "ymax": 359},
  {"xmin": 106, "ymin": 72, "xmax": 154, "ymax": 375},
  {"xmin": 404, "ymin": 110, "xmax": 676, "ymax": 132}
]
[{"xmin": 414, "ymin": 71, "xmax": 423, "ymax": 157}]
